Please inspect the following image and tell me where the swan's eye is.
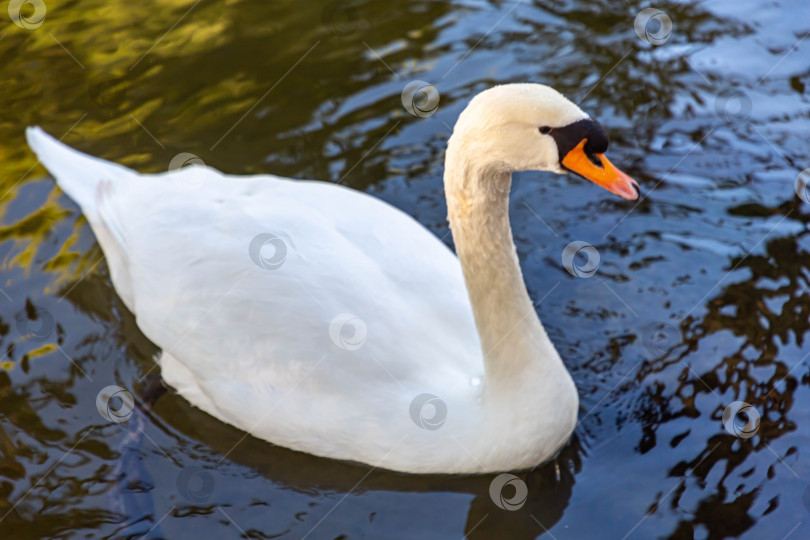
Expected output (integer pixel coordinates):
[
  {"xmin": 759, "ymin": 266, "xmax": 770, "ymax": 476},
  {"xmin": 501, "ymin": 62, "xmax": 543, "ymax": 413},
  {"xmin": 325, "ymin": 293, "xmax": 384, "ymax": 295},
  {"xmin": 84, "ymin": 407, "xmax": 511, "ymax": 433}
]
[{"xmin": 539, "ymin": 126, "xmax": 552, "ymax": 134}]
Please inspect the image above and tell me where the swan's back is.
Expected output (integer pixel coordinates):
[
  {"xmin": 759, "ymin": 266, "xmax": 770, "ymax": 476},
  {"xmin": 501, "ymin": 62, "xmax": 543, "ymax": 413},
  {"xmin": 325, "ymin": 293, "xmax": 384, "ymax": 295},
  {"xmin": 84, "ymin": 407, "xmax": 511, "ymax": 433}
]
[{"xmin": 27, "ymin": 128, "xmax": 489, "ymax": 471}]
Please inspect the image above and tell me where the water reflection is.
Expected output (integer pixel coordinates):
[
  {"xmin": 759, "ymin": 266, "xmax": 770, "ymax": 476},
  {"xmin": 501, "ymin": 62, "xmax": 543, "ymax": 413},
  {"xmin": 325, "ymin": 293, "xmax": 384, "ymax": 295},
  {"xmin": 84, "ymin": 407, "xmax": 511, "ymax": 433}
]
[{"xmin": 1, "ymin": 0, "xmax": 810, "ymax": 538}]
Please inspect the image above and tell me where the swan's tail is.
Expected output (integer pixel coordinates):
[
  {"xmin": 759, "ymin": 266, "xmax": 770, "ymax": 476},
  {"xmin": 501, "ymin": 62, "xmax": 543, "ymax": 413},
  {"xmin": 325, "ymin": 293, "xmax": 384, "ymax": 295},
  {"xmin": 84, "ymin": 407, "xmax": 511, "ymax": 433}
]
[
  {"xmin": 25, "ymin": 126, "xmax": 135, "ymax": 215},
  {"xmin": 26, "ymin": 126, "xmax": 137, "ymax": 308}
]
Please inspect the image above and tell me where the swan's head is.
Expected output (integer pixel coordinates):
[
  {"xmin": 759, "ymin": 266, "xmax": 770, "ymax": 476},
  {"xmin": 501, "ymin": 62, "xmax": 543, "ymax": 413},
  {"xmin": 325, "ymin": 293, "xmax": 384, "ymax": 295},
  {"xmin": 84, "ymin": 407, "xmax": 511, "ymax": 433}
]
[{"xmin": 451, "ymin": 83, "xmax": 638, "ymax": 200}]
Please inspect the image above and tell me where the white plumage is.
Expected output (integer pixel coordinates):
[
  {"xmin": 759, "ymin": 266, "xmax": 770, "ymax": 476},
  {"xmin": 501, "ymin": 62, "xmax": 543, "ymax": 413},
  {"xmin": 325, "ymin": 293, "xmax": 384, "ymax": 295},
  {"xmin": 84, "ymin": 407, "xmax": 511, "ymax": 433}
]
[{"xmin": 27, "ymin": 84, "xmax": 637, "ymax": 473}]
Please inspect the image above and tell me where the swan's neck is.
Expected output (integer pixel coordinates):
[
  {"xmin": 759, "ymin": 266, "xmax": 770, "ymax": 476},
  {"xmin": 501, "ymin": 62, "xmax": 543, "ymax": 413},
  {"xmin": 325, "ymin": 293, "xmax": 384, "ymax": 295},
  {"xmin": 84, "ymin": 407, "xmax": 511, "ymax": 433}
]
[{"xmin": 444, "ymin": 139, "xmax": 564, "ymax": 391}]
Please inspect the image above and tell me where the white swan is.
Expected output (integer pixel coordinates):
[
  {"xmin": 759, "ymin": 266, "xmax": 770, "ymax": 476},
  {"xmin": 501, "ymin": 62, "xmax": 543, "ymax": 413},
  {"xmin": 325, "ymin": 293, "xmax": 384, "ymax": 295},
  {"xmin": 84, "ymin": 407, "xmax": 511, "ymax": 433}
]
[{"xmin": 27, "ymin": 84, "xmax": 638, "ymax": 474}]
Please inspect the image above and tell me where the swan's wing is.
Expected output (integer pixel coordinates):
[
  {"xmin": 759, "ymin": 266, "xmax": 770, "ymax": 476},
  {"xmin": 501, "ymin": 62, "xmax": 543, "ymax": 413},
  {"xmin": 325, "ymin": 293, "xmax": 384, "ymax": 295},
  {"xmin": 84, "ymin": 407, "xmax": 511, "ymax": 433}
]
[{"xmin": 27, "ymin": 129, "xmax": 482, "ymax": 420}]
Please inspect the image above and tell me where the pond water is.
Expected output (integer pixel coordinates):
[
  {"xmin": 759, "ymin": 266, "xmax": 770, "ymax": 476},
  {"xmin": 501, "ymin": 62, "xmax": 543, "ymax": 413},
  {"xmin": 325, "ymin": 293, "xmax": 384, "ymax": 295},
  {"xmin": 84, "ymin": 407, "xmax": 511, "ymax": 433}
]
[{"xmin": 1, "ymin": 0, "xmax": 810, "ymax": 538}]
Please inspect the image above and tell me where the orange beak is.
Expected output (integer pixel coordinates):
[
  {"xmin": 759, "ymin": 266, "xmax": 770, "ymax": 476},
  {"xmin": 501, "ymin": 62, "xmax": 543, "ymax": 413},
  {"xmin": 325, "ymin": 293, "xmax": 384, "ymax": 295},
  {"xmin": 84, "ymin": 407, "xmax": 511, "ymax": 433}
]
[{"xmin": 561, "ymin": 139, "xmax": 639, "ymax": 201}]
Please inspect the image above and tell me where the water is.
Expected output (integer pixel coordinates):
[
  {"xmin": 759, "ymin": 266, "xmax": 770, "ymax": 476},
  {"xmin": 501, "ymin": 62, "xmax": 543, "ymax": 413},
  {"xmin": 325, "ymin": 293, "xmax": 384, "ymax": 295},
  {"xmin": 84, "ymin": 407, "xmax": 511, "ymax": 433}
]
[{"xmin": 1, "ymin": 0, "xmax": 809, "ymax": 538}]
